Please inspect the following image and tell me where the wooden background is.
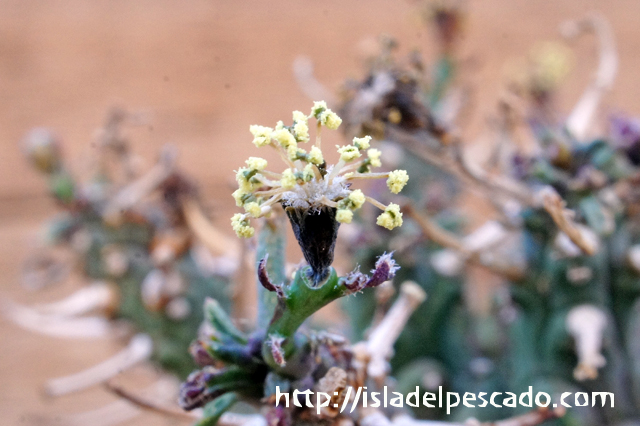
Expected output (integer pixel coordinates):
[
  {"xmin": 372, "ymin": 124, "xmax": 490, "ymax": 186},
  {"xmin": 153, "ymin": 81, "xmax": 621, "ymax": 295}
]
[{"xmin": 1, "ymin": 0, "xmax": 640, "ymax": 424}]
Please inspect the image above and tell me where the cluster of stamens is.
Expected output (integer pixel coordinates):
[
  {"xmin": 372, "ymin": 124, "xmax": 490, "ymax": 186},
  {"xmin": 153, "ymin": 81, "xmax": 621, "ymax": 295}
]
[{"xmin": 231, "ymin": 101, "xmax": 408, "ymax": 237}]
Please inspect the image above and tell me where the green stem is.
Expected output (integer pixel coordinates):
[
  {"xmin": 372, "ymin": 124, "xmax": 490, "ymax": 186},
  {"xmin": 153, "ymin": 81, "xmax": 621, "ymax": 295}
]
[
  {"xmin": 204, "ymin": 298, "xmax": 247, "ymax": 344},
  {"xmin": 262, "ymin": 267, "xmax": 349, "ymax": 371},
  {"xmin": 195, "ymin": 393, "xmax": 238, "ymax": 426}
]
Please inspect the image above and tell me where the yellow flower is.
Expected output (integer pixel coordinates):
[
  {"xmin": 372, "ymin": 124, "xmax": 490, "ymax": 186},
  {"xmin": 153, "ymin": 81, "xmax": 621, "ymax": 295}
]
[
  {"xmin": 377, "ymin": 203, "xmax": 403, "ymax": 230},
  {"xmin": 337, "ymin": 145, "xmax": 361, "ymax": 162},
  {"xmin": 249, "ymin": 125, "xmax": 273, "ymax": 147},
  {"xmin": 367, "ymin": 148, "xmax": 382, "ymax": 168},
  {"xmin": 288, "ymin": 145, "xmax": 306, "ymax": 161},
  {"xmin": 348, "ymin": 189, "xmax": 366, "ymax": 209},
  {"xmin": 302, "ymin": 164, "xmax": 315, "ymax": 182},
  {"xmin": 336, "ymin": 209, "xmax": 354, "ymax": 223},
  {"xmin": 293, "ymin": 110, "xmax": 308, "ymax": 123},
  {"xmin": 232, "ymin": 189, "xmax": 248, "ymax": 207},
  {"xmin": 281, "ymin": 169, "xmax": 296, "ymax": 190},
  {"xmin": 244, "ymin": 202, "xmax": 262, "ymax": 218},
  {"xmin": 308, "ymin": 146, "xmax": 324, "ymax": 165},
  {"xmin": 387, "ymin": 170, "xmax": 409, "ymax": 194},
  {"xmin": 231, "ymin": 213, "xmax": 255, "ymax": 238},
  {"xmin": 236, "ymin": 168, "xmax": 261, "ymax": 192},
  {"xmin": 311, "ymin": 100, "xmax": 341, "ymax": 129},
  {"xmin": 273, "ymin": 128, "xmax": 297, "ymax": 149},
  {"xmin": 294, "ymin": 121, "xmax": 310, "ymax": 142},
  {"xmin": 246, "ymin": 157, "xmax": 267, "ymax": 171},
  {"xmin": 311, "ymin": 101, "xmax": 328, "ymax": 118},
  {"xmin": 321, "ymin": 110, "xmax": 342, "ymax": 130},
  {"xmin": 353, "ymin": 135, "xmax": 371, "ymax": 150}
]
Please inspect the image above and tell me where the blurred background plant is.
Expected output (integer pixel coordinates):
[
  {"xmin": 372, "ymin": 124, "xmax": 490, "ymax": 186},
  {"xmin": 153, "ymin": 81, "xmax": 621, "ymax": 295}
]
[
  {"xmin": 306, "ymin": 3, "xmax": 640, "ymax": 425},
  {"xmin": 4, "ymin": 108, "xmax": 247, "ymax": 424}
]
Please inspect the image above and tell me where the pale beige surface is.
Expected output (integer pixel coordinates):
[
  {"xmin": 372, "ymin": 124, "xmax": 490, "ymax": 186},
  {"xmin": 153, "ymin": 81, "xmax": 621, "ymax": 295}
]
[{"xmin": 1, "ymin": 1, "xmax": 640, "ymax": 424}]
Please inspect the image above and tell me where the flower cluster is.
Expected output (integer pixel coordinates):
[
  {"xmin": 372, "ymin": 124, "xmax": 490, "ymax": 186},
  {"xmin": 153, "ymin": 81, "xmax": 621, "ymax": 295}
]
[{"xmin": 231, "ymin": 101, "xmax": 408, "ymax": 238}]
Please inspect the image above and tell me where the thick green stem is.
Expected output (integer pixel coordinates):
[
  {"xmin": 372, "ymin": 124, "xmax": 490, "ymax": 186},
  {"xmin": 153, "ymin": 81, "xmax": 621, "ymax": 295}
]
[{"xmin": 262, "ymin": 267, "xmax": 349, "ymax": 371}]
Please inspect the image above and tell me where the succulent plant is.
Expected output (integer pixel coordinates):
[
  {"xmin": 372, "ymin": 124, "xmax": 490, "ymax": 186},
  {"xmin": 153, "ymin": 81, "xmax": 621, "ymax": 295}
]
[
  {"xmin": 178, "ymin": 103, "xmax": 407, "ymax": 423},
  {"xmin": 173, "ymin": 103, "xmax": 565, "ymax": 426}
]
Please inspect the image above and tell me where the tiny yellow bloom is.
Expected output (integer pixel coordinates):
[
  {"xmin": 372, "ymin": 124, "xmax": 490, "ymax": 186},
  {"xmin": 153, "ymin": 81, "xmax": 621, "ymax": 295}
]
[
  {"xmin": 236, "ymin": 168, "xmax": 261, "ymax": 192},
  {"xmin": 308, "ymin": 146, "xmax": 324, "ymax": 165},
  {"xmin": 367, "ymin": 148, "xmax": 382, "ymax": 168},
  {"xmin": 294, "ymin": 121, "xmax": 310, "ymax": 142},
  {"xmin": 387, "ymin": 170, "xmax": 409, "ymax": 194},
  {"xmin": 353, "ymin": 135, "xmax": 371, "ymax": 150},
  {"xmin": 244, "ymin": 202, "xmax": 262, "ymax": 218},
  {"xmin": 302, "ymin": 164, "xmax": 315, "ymax": 182},
  {"xmin": 273, "ymin": 128, "xmax": 297, "ymax": 149},
  {"xmin": 246, "ymin": 157, "xmax": 267, "ymax": 171},
  {"xmin": 321, "ymin": 110, "xmax": 342, "ymax": 130},
  {"xmin": 275, "ymin": 120, "xmax": 285, "ymax": 131},
  {"xmin": 311, "ymin": 101, "xmax": 328, "ymax": 118},
  {"xmin": 336, "ymin": 209, "xmax": 353, "ymax": 224},
  {"xmin": 288, "ymin": 145, "xmax": 305, "ymax": 161},
  {"xmin": 337, "ymin": 145, "xmax": 361, "ymax": 162},
  {"xmin": 292, "ymin": 110, "xmax": 308, "ymax": 123},
  {"xmin": 232, "ymin": 189, "xmax": 247, "ymax": 207},
  {"xmin": 376, "ymin": 203, "xmax": 403, "ymax": 230},
  {"xmin": 281, "ymin": 168, "xmax": 296, "ymax": 190},
  {"xmin": 231, "ymin": 213, "xmax": 255, "ymax": 238},
  {"xmin": 348, "ymin": 189, "xmax": 366, "ymax": 209},
  {"xmin": 249, "ymin": 125, "xmax": 273, "ymax": 147}
]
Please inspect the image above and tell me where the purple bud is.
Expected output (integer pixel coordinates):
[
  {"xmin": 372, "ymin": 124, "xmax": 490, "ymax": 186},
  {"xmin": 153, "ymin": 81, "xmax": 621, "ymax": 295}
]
[
  {"xmin": 340, "ymin": 253, "xmax": 399, "ymax": 294},
  {"xmin": 179, "ymin": 367, "xmax": 220, "ymax": 410},
  {"xmin": 365, "ymin": 252, "xmax": 398, "ymax": 288},
  {"xmin": 340, "ymin": 269, "xmax": 368, "ymax": 292},
  {"xmin": 189, "ymin": 340, "xmax": 215, "ymax": 367},
  {"xmin": 258, "ymin": 255, "xmax": 285, "ymax": 298}
]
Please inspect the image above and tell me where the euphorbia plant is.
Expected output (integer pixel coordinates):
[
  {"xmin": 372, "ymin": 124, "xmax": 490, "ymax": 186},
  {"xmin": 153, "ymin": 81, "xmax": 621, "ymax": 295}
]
[
  {"xmin": 177, "ymin": 103, "xmax": 565, "ymax": 426},
  {"xmin": 180, "ymin": 101, "xmax": 407, "ymax": 413}
]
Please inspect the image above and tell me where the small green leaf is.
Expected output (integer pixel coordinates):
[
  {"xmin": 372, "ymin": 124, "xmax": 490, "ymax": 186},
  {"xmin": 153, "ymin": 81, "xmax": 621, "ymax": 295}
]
[
  {"xmin": 195, "ymin": 393, "xmax": 238, "ymax": 426},
  {"xmin": 204, "ymin": 298, "xmax": 247, "ymax": 344}
]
